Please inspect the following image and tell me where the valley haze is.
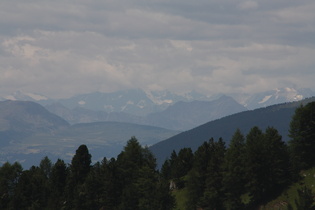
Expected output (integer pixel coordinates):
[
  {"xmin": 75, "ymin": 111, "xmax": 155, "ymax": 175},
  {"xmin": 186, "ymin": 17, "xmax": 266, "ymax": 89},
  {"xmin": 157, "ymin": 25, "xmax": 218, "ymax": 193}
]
[{"xmin": 0, "ymin": 88, "xmax": 314, "ymax": 168}]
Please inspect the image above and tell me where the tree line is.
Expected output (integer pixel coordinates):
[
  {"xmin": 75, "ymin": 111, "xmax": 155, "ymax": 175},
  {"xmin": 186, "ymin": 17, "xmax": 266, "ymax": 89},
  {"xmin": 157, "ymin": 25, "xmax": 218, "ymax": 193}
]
[
  {"xmin": 0, "ymin": 102, "xmax": 314, "ymax": 209},
  {"xmin": 161, "ymin": 101, "xmax": 315, "ymax": 209}
]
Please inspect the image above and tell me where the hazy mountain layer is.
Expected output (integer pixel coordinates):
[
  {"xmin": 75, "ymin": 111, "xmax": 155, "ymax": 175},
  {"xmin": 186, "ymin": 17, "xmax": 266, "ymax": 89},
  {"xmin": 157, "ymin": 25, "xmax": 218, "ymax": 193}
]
[
  {"xmin": 150, "ymin": 97, "xmax": 315, "ymax": 167},
  {"xmin": 0, "ymin": 101, "xmax": 179, "ymax": 168}
]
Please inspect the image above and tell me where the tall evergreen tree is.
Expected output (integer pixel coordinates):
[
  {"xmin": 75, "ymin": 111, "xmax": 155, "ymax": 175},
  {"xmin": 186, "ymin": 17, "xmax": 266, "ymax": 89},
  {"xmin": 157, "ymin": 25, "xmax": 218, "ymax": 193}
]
[
  {"xmin": 81, "ymin": 162, "xmax": 104, "ymax": 209},
  {"xmin": 289, "ymin": 102, "xmax": 315, "ymax": 171},
  {"xmin": 199, "ymin": 137, "xmax": 226, "ymax": 210},
  {"xmin": 39, "ymin": 156, "xmax": 52, "ymax": 179},
  {"xmin": 186, "ymin": 140, "xmax": 212, "ymax": 209},
  {"xmin": 223, "ymin": 129, "xmax": 246, "ymax": 210},
  {"xmin": 245, "ymin": 126, "xmax": 290, "ymax": 206},
  {"xmin": 0, "ymin": 162, "xmax": 22, "ymax": 209},
  {"xmin": 71, "ymin": 144, "xmax": 92, "ymax": 184},
  {"xmin": 116, "ymin": 137, "xmax": 174, "ymax": 210},
  {"xmin": 263, "ymin": 127, "xmax": 291, "ymax": 193},
  {"xmin": 65, "ymin": 144, "xmax": 92, "ymax": 209},
  {"xmin": 168, "ymin": 147, "xmax": 194, "ymax": 189},
  {"xmin": 160, "ymin": 159, "xmax": 171, "ymax": 181},
  {"xmin": 49, "ymin": 159, "xmax": 68, "ymax": 209},
  {"xmin": 176, "ymin": 148, "xmax": 194, "ymax": 178},
  {"xmin": 244, "ymin": 126, "xmax": 265, "ymax": 205},
  {"xmin": 13, "ymin": 166, "xmax": 49, "ymax": 209}
]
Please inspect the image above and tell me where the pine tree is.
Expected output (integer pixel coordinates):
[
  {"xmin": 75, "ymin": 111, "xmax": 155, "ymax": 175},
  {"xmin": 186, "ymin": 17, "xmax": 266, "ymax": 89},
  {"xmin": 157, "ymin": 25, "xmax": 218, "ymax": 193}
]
[
  {"xmin": 39, "ymin": 156, "xmax": 52, "ymax": 179},
  {"xmin": 49, "ymin": 159, "xmax": 68, "ymax": 209},
  {"xmin": 263, "ymin": 127, "xmax": 290, "ymax": 194},
  {"xmin": 199, "ymin": 138, "xmax": 226, "ymax": 210},
  {"xmin": 186, "ymin": 140, "xmax": 212, "ymax": 209},
  {"xmin": 71, "ymin": 144, "xmax": 92, "ymax": 184},
  {"xmin": 245, "ymin": 126, "xmax": 290, "ymax": 206},
  {"xmin": 223, "ymin": 129, "xmax": 246, "ymax": 210},
  {"xmin": 13, "ymin": 166, "xmax": 49, "ymax": 209},
  {"xmin": 117, "ymin": 137, "xmax": 174, "ymax": 210},
  {"xmin": 100, "ymin": 157, "xmax": 121, "ymax": 209},
  {"xmin": 0, "ymin": 162, "xmax": 22, "ymax": 209},
  {"xmin": 289, "ymin": 102, "xmax": 315, "ymax": 171},
  {"xmin": 160, "ymin": 159, "xmax": 171, "ymax": 181},
  {"xmin": 244, "ymin": 126, "xmax": 265, "ymax": 205},
  {"xmin": 65, "ymin": 144, "xmax": 92, "ymax": 209}
]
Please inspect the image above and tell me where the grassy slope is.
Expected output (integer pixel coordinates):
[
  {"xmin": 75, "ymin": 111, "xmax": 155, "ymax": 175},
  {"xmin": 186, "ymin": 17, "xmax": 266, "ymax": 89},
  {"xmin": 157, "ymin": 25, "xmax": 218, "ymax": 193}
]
[
  {"xmin": 261, "ymin": 168, "xmax": 315, "ymax": 209},
  {"xmin": 172, "ymin": 168, "xmax": 315, "ymax": 210},
  {"xmin": 172, "ymin": 188, "xmax": 189, "ymax": 210}
]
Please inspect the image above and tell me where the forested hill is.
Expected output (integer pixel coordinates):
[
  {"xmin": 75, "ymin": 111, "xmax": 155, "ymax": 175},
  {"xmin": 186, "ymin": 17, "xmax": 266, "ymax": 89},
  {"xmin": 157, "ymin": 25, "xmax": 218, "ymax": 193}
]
[{"xmin": 150, "ymin": 97, "xmax": 315, "ymax": 166}]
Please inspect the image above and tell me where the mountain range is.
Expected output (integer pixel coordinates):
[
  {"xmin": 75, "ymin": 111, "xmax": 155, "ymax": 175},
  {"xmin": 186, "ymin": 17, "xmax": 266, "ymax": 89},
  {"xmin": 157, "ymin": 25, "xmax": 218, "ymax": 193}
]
[
  {"xmin": 0, "ymin": 100, "xmax": 179, "ymax": 168},
  {"xmin": 0, "ymin": 88, "xmax": 314, "ymax": 168},
  {"xmin": 1, "ymin": 87, "xmax": 313, "ymax": 130},
  {"xmin": 44, "ymin": 95, "xmax": 247, "ymax": 131},
  {"xmin": 150, "ymin": 97, "xmax": 315, "ymax": 167}
]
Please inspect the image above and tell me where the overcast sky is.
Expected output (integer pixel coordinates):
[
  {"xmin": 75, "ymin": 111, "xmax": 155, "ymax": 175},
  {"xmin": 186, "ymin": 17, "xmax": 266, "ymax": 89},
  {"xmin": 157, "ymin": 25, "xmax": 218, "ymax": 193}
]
[{"xmin": 1, "ymin": 0, "xmax": 314, "ymax": 98}]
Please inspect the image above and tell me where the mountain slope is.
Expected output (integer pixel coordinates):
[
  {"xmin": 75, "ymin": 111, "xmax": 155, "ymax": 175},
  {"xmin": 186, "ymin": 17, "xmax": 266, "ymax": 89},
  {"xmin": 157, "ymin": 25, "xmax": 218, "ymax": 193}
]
[
  {"xmin": 45, "ymin": 102, "xmax": 142, "ymax": 125},
  {"xmin": 145, "ymin": 95, "xmax": 247, "ymax": 130},
  {"xmin": 234, "ymin": 87, "xmax": 314, "ymax": 109},
  {"xmin": 57, "ymin": 89, "xmax": 161, "ymax": 116},
  {"xmin": 0, "ymin": 101, "xmax": 179, "ymax": 168},
  {"xmin": 150, "ymin": 97, "xmax": 315, "ymax": 166},
  {"xmin": 0, "ymin": 100, "xmax": 69, "ymax": 146}
]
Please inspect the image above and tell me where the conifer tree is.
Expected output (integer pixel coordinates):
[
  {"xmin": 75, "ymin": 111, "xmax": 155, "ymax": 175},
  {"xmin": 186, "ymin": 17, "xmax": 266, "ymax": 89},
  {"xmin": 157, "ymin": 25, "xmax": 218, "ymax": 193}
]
[
  {"xmin": 39, "ymin": 156, "xmax": 52, "ymax": 179},
  {"xmin": 49, "ymin": 159, "xmax": 68, "ymax": 209},
  {"xmin": 186, "ymin": 140, "xmax": 212, "ymax": 209},
  {"xmin": 244, "ymin": 126, "xmax": 265, "ymax": 205},
  {"xmin": 263, "ymin": 127, "xmax": 290, "ymax": 193},
  {"xmin": 0, "ymin": 162, "xmax": 22, "ymax": 209},
  {"xmin": 160, "ymin": 159, "xmax": 171, "ymax": 181},
  {"xmin": 13, "ymin": 166, "xmax": 49, "ymax": 209},
  {"xmin": 223, "ymin": 129, "xmax": 246, "ymax": 210},
  {"xmin": 289, "ymin": 102, "xmax": 315, "ymax": 171},
  {"xmin": 117, "ymin": 137, "xmax": 174, "ymax": 210},
  {"xmin": 199, "ymin": 138, "xmax": 226, "ymax": 210},
  {"xmin": 65, "ymin": 144, "xmax": 92, "ymax": 209},
  {"xmin": 245, "ymin": 126, "xmax": 290, "ymax": 206}
]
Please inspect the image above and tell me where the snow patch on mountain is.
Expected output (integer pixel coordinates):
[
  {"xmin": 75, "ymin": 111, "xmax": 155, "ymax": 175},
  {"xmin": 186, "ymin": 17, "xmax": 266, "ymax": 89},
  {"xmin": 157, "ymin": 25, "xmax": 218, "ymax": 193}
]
[
  {"xmin": 4, "ymin": 91, "xmax": 48, "ymax": 101},
  {"xmin": 144, "ymin": 90, "xmax": 175, "ymax": 105},
  {"xmin": 26, "ymin": 93, "xmax": 48, "ymax": 101},
  {"xmin": 78, "ymin": 100, "xmax": 86, "ymax": 105},
  {"xmin": 238, "ymin": 87, "xmax": 314, "ymax": 109},
  {"xmin": 259, "ymin": 95, "xmax": 272, "ymax": 104},
  {"xmin": 4, "ymin": 95, "xmax": 17, "ymax": 101}
]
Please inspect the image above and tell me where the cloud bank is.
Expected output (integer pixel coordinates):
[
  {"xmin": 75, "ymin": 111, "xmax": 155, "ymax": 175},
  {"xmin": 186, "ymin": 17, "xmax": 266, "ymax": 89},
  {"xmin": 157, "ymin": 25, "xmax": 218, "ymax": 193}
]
[{"xmin": 1, "ymin": 0, "xmax": 314, "ymax": 98}]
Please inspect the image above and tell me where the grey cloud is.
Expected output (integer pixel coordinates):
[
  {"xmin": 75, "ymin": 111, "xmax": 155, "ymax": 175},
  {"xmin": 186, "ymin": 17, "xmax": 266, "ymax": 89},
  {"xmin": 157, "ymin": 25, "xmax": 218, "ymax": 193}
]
[{"xmin": 0, "ymin": 0, "xmax": 314, "ymax": 98}]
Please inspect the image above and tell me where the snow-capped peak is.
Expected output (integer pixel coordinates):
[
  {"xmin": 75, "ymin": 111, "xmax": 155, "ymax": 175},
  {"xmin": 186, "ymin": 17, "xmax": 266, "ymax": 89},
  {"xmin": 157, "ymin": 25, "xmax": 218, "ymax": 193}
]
[
  {"xmin": 25, "ymin": 92, "xmax": 48, "ymax": 101},
  {"xmin": 240, "ymin": 87, "xmax": 314, "ymax": 109},
  {"xmin": 4, "ymin": 91, "xmax": 48, "ymax": 101}
]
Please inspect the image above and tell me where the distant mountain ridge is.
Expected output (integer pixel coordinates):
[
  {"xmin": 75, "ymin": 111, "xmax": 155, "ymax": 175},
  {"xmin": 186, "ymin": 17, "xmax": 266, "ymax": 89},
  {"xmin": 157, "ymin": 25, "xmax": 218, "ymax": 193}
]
[
  {"xmin": 2, "ymin": 87, "xmax": 313, "ymax": 113},
  {"xmin": 0, "ymin": 100, "xmax": 179, "ymax": 168},
  {"xmin": 232, "ymin": 87, "xmax": 314, "ymax": 109},
  {"xmin": 145, "ymin": 95, "xmax": 247, "ymax": 130},
  {"xmin": 150, "ymin": 97, "xmax": 315, "ymax": 167},
  {"xmin": 1, "ymin": 94, "xmax": 314, "ymax": 168},
  {"xmin": 1, "ymin": 87, "xmax": 314, "ymax": 131},
  {"xmin": 45, "ymin": 95, "xmax": 246, "ymax": 131},
  {"xmin": 0, "ymin": 100, "xmax": 69, "ymax": 133}
]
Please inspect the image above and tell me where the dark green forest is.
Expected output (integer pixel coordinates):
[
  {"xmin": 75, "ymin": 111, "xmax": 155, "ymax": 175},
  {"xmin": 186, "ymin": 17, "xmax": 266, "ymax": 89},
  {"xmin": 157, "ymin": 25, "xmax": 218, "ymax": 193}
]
[{"xmin": 0, "ymin": 102, "xmax": 314, "ymax": 210}]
